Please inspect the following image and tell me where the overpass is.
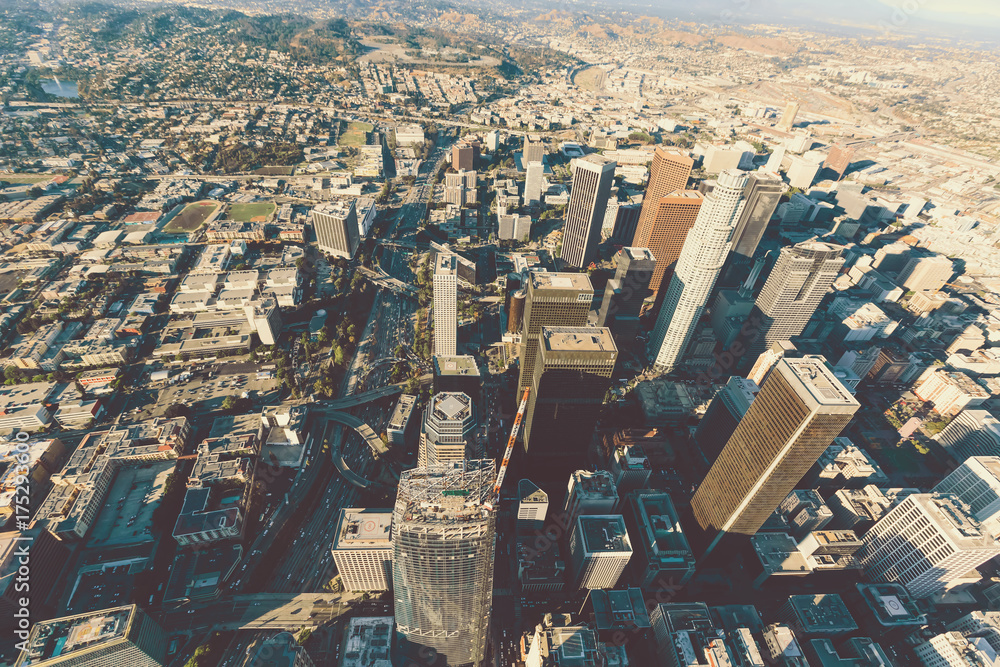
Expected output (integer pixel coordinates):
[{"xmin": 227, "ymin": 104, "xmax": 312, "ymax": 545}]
[{"xmin": 314, "ymin": 382, "xmax": 403, "ymax": 411}]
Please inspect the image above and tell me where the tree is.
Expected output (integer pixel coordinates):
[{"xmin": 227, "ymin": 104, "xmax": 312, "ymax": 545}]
[
  {"xmin": 222, "ymin": 395, "xmax": 237, "ymax": 410},
  {"xmin": 4, "ymin": 366, "xmax": 20, "ymax": 382},
  {"xmin": 164, "ymin": 404, "xmax": 193, "ymax": 420}
]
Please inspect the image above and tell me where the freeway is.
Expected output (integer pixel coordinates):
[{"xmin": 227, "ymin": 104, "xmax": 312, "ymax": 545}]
[
  {"xmin": 317, "ymin": 382, "xmax": 404, "ymax": 410},
  {"xmin": 319, "ymin": 409, "xmax": 389, "ymax": 458}
]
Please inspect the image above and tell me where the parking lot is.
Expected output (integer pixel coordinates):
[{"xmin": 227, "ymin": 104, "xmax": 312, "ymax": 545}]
[{"xmin": 138, "ymin": 369, "xmax": 282, "ymax": 421}]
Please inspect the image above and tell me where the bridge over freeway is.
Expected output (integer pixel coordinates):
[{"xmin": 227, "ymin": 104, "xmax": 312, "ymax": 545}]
[{"xmin": 161, "ymin": 592, "xmax": 368, "ymax": 632}]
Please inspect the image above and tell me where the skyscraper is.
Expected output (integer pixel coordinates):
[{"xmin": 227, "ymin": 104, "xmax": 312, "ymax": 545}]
[
  {"xmin": 452, "ymin": 142, "xmax": 478, "ymax": 171},
  {"xmin": 523, "ymin": 139, "xmax": 544, "ymax": 164},
  {"xmin": 433, "ymin": 253, "xmax": 458, "ymax": 357},
  {"xmin": 777, "ymin": 101, "xmax": 800, "ymax": 132},
  {"xmin": 632, "ymin": 191, "xmax": 703, "ymax": 297},
  {"xmin": 634, "ymin": 148, "xmax": 695, "ymax": 252},
  {"xmin": 392, "ymin": 461, "xmax": 496, "ymax": 666},
  {"xmin": 743, "ymin": 241, "xmax": 845, "ymax": 361},
  {"xmin": 563, "ymin": 469, "xmax": 619, "ymax": 526},
  {"xmin": 560, "ymin": 156, "xmax": 616, "ymax": 268},
  {"xmin": 691, "ymin": 357, "xmax": 859, "ymax": 558},
  {"xmin": 16, "ymin": 605, "xmax": 167, "ymax": 667},
  {"xmin": 313, "ymin": 200, "xmax": 360, "ymax": 259},
  {"xmin": 517, "ymin": 479, "xmax": 548, "ymax": 532},
  {"xmin": 524, "ymin": 161, "xmax": 544, "ymax": 205},
  {"xmin": 727, "ymin": 171, "xmax": 784, "ymax": 270},
  {"xmin": 569, "ymin": 515, "xmax": 633, "ymax": 590},
  {"xmin": 419, "ymin": 391, "xmax": 477, "ymax": 466},
  {"xmin": 522, "ymin": 326, "xmax": 617, "ymax": 460},
  {"xmin": 933, "ymin": 456, "xmax": 1000, "ymax": 533},
  {"xmin": 517, "ymin": 272, "xmax": 594, "ymax": 393},
  {"xmin": 331, "ymin": 508, "xmax": 393, "ymax": 592},
  {"xmin": 597, "ymin": 247, "xmax": 656, "ymax": 342},
  {"xmin": 694, "ymin": 377, "xmax": 759, "ymax": 462},
  {"xmin": 648, "ymin": 170, "xmax": 748, "ymax": 372},
  {"xmin": 858, "ymin": 493, "xmax": 1000, "ymax": 598}
]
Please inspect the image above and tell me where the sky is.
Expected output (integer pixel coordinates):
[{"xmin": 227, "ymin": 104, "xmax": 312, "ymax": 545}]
[{"xmin": 878, "ymin": 0, "xmax": 1000, "ymax": 19}]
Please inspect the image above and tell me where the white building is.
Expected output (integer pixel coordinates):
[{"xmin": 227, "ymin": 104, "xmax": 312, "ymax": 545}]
[
  {"xmin": 525, "ymin": 161, "xmax": 544, "ymax": 205},
  {"xmin": 915, "ymin": 371, "xmax": 989, "ymax": 417},
  {"xmin": 914, "ymin": 632, "xmax": 999, "ymax": 667},
  {"xmin": 934, "ymin": 457, "xmax": 1000, "ymax": 535},
  {"xmin": 569, "ymin": 515, "xmax": 632, "ymax": 590},
  {"xmin": 934, "ymin": 410, "xmax": 1000, "ymax": 462},
  {"xmin": 858, "ymin": 493, "xmax": 1000, "ymax": 598},
  {"xmin": 395, "ymin": 124, "xmax": 425, "ymax": 146},
  {"xmin": 331, "ymin": 508, "xmax": 393, "ymax": 592},
  {"xmin": 432, "ymin": 253, "xmax": 458, "ymax": 356},
  {"xmin": 648, "ymin": 169, "xmax": 748, "ymax": 371},
  {"xmin": 313, "ymin": 200, "xmax": 360, "ymax": 259},
  {"xmin": 517, "ymin": 479, "xmax": 548, "ymax": 533}
]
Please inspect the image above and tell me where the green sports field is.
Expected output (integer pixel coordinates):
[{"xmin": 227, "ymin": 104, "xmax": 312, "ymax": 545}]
[
  {"xmin": 338, "ymin": 121, "xmax": 374, "ymax": 147},
  {"xmin": 162, "ymin": 201, "xmax": 220, "ymax": 233},
  {"xmin": 227, "ymin": 202, "xmax": 277, "ymax": 222}
]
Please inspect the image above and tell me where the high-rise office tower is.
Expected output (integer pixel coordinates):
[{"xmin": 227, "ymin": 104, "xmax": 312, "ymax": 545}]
[
  {"xmin": 560, "ymin": 155, "xmax": 616, "ymax": 268},
  {"xmin": 623, "ymin": 492, "xmax": 697, "ymax": 593},
  {"xmin": 331, "ymin": 508, "xmax": 393, "ymax": 592},
  {"xmin": 897, "ymin": 254, "xmax": 954, "ymax": 293},
  {"xmin": 313, "ymin": 200, "xmax": 360, "ymax": 259},
  {"xmin": 517, "ymin": 479, "xmax": 548, "ymax": 533},
  {"xmin": 523, "ymin": 140, "xmax": 545, "ymax": 165},
  {"xmin": 564, "ymin": 469, "xmax": 619, "ymax": 526},
  {"xmin": 694, "ymin": 377, "xmax": 759, "ymax": 462},
  {"xmin": 597, "ymin": 247, "xmax": 656, "ymax": 341},
  {"xmin": 933, "ymin": 456, "xmax": 1000, "ymax": 534},
  {"xmin": 777, "ymin": 101, "xmax": 800, "ymax": 132},
  {"xmin": 452, "ymin": 142, "xmax": 478, "ymax": 171},
  {"xmin": 419, "ymin": 391, "xmax": 477, "ymax": 467},
  {"xmin": 742, "ymin": 241, "xmax": 845, "ymax": 361},
  {"xmin": 933, "ymin": 410, "xmax": 1000, "ymax": 462},
  {"xmin": 691, "ymin": 357, "xmax": 859, "ymax": 559},
  {"xmin": 766, "ymin": 146, "xmax": 786, "ymax": 174},
  {"xmin": 16, "ymin": 605, "xmax": 167, "ymax": 667},
  {"xmin": 858, "ymin": 493, "xmax": 1000, "ymax": 598},
  {"xmin": 634, "ymin": 148, "xmax": 695, "ymax": 253},
  {"xmin": 517, "ymin": 272, "xmax": 594, "ymax": 393},
  {"xmin": 608, "ymin": 201, "xmax": 642, "ymax": 245},
  {"xmin": 569, "ymin": 515, "xmax": 633, "ymax": 590},
  {"xmin": 433, "ymin": 253, "xmax": 458, "ymax": 357},
  {"xmin": 392, "ymin": 461, "xmax": 496, "ymax": 666},
  {"xmin": 747, "ymin": 340, "xmax": 798, "ymax": 386},
  {"xmin": 726, "ymin": 171, "xmax": 784, "ymax": 276},
  {"xmin": 648, "ymin": 170, "xmax": 749, "ymax": 372},
  {"xmin": 524, "ymin": 161, "xmax": 544, "ymax": 205},
  {"xmin": 522, "ymin": 327, "xmax": 617, "ymax": 459},
  {"xmin": 632, "ymin": 191, "xmax": 703, "ymax": 297}
]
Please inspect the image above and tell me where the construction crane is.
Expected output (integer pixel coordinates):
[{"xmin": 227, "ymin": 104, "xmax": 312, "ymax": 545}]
[{"xmin": 485, "ymin": 387, "xmax": 530, "ymax": 510}]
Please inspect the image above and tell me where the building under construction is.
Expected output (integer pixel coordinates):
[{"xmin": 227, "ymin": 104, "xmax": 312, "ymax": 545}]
[{"xmin": 392, "ymin": 460, "xmax": 497, "ymax": 667}]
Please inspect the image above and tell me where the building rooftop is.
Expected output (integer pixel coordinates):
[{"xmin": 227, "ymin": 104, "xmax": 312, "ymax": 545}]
[
  {"xmin": 633, "ymin": 492, "xmax": 693, "ymax": 560},
  {"xmin": 435, "ymin": 252, "xmax": 457, "ymax": 276},
  {"xmin": 578, "ymin": 515, "xmax": 631, "ymax": 554},
  {"xmin": 786, "ymin": 594, "xmax": 858, "ymax": 633},
  {"xmin": 520, "ymin": 479, "xmax": 548, "ymax": 505},
  {"xmin": 622, "ymin": 247, "xmax": 656, "ymax": 262},
  {"xmin": 340, "ymin": 617, "xmax": 393, "ymax": 667},
  {"xmin": 17, "ymin": 605, "xmax": 139, "ymax": 666},
  {"xmin": 434, "ymin": 355, "xmax": 480, "ymax": 377},
  {"xmin": 855, "ymin": 583, "xmax": 927, "ymax": 627},
  {"xmin": 395, "ymin": 460, "xmax": 495, "ymax": 527},
  {"xmin": 570, "ymin": 470, "xmax": 617, "ymax": 500},
  {"xmin": 332, "ymin": 508, "xmax": 393, "ymax": 551},
  {"xmin": 428, "ymin": 392, "xmax": 473, "ymax": 423},
  {"xmin": 591, "ymin": 588, "xmax": 651, "ymax": 631},
  {"xmin": 388, "ymin": 394, "xmax": 416, "ymax": 431},
  {"xmin": 313, "ymin": 199, "xmax": 355, "ymax": 218},
  {"xmin": 753, "ymin": 532, "xmax": 811, "ymax": 575},
  {"xmin": 530, "ymin": 271, "xmax": 593, "ymax": 292},
  {"xmin": 542, "ymin": 327, "xmax": 617, "ymax": 354},
  {"xmin": 782, "ymin": 358, "xmax": 860, "ymax": 409}
]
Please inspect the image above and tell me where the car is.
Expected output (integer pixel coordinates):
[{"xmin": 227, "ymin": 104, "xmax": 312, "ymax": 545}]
[{"xmin": 187, "ymin": 609, "xmax": 195, "ymax": 614}]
